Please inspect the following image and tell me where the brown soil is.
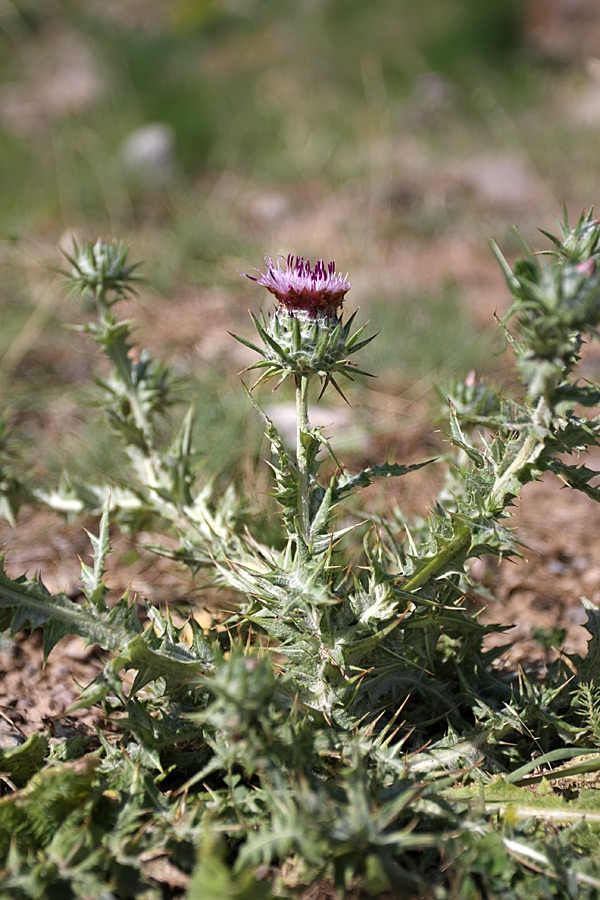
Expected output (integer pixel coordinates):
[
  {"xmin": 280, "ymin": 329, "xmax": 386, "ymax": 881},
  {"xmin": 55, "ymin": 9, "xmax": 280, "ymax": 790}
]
[
  {"xmin": 2, "ymin": 0, "xmax": 600, "ymax": 745},
  {"xmin": 2, "ymin": 234, "xmax": 600, "ymax": 743},
  {"xmin": 1, "ymin": 443, "xmax": 599, "ymax": 746}
]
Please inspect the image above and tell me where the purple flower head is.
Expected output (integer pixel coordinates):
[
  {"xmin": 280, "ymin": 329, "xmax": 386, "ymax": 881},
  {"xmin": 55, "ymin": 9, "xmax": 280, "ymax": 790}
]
[{"xmin": 246, "ymin": 254, "xmax": 351, "ymax": 316}]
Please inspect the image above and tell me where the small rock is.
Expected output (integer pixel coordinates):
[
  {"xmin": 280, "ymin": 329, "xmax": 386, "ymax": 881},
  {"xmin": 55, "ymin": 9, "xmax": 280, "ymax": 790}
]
[
  {"xmin": 263, "ymin": 402, "xmax": 369, "ymax": 454},
  {"xmin": 547, "ymin": 558, "xmax": 571, "ymax": 575},
  {"xmin": 581, "ymin": 566, "xmax": 600, "ymax": 590},
  {"xmin": 565, "ymin": 605, "xmax": 589, "ymax": 625},
  {"xmin": 120, "ymin": 123, "xmax": 177, "ymax": 183}
]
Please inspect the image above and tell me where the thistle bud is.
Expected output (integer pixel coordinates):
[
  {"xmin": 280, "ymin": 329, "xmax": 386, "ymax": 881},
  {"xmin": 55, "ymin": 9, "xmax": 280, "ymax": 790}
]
[
  {"xmin": 559, "ymin": 217, "xmax": 600, "ymax": 262},
  {"xmin": 62, "ymin": 239, "xmax": 142, "ymax": 304}
]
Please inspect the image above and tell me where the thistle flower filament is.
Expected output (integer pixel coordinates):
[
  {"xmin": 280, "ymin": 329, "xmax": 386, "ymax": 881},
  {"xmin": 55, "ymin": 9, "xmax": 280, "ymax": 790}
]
[{"xmin": 247, "ymin": 255, "xmax": 351, "ymax": 317}]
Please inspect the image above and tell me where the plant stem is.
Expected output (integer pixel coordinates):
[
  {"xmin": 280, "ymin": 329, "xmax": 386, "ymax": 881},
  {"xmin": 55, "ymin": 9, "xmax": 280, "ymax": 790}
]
[
  {"xmin": 487, "ymin": 396, "xmax": 548, "ymax": 509},
  {"xmin": 96, "ymin": 297, "xmax": 162, "ymax": 495},
  {"xmin": 296, "ymin": 374, "xmax": 311, "ymax": 546},
  {"xmin": 402, "ymin": 526, "xmax": 472, "ymax": 594},
  {"xmin": 403, "ymin": 397, "xmax": 549, "ymax": 595}
]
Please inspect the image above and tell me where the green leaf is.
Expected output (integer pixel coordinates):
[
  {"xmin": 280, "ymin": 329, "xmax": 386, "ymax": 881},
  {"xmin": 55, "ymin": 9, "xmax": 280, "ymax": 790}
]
[
  {"xmin": 335, "ymin": 460, "xmax": 435, "ymax": 498},
  {"xmin": 189, "ymin": 833, "xmax": 273, "ymax": 900},
  {"xmin": 553, "ymin": 382, "xmax": 600, "ymax": 408},
  {"xmin": 0, "ymin": 561, "xmax": 140, "ymax": 656},
  {"xmin": 0, "ymin": 733, "xmax": 49, "ymax": 786},
  {"xmin": 577, "ymin": 597, "xmax": 600, "ymax": 679},
  {"xmin": 309, "ymin": 476, "xmax": 335, "ymax": 544},
  {"xmin": 505, "ymin": 747, "xmax": 600, "ymax": 785},
  {"xmin": 230, "ymin": 331, "xmax": 265, "ymax": 356},
  {"xmin": 80, "ymin": 499, "xmax": 112, "ymax": 608},
  {"xmin": 544, "ymin": 459, "xmax": 600, "ymax": 501}
]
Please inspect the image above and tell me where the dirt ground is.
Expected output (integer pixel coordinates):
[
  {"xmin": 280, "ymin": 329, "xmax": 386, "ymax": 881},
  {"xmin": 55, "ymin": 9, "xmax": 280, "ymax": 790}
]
[
  {"xmin": 1, "ymin": 426, "xmax": 599, "ymax": 748},
  {"xmin": 2, "ymin": 0, "xmax": 600, "ymax": 750},
  {"xmin": 2, "ymin": 206, "xmax": 600, "ymax": 749}
]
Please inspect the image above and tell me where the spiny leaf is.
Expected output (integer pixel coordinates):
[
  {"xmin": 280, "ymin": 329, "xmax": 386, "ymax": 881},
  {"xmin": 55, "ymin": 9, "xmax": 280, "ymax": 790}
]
[
  {"xmin": 553, "ymin": 382, "xmax": 600, "ymax": 408},
  {"xmin": 230, "ymin": 331, "xmax": 264, "ymax": 356},
  {"xmin": 310, "ymin": 476, "xmax": 336, "ymax": 544},
  {"xmin": 335, "ymin": 460, "xmax": 435, "ymax": 498},
  {"xmin": 0, "ymin": 756, "xmax": 101, "ymax": 856},
  {"xmin": 0, "ymin": 733, "xmax": 49, "ymax": 787},
  {"xmin": 80, "ymin": 498, "xmax": 112, "ymax": 608},
  {"xmin": 447, "ymin": 404, "xmax": 486, "ymax": 466},
  {"xmin": 0, "ymin": 560, "xmax": 139, "ymax": 656},
  {"xmin": 576, "ymin": 598, "xmax": 600, "ymax": 679},
  {"xmin": 544, "ymin": 459, "xmax": 600, "ymax": 501}
]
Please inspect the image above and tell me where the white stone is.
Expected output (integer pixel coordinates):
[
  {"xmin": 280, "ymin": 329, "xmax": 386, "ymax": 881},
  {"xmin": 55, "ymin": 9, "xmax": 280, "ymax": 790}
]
[{"xmin": 120, "ymin": 123, "xmax": 177, "ymax": 182}]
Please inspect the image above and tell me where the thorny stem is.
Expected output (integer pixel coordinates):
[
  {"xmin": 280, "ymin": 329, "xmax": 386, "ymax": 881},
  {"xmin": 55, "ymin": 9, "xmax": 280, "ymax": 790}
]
[
  {"xmin": 403, "ymin": 397, "xmax": 549, "ymax": 595},
  {"xmin": 402, "ymin": 525, "xmax": 472, "ymax": 594},
  {"xmin": 96, "ymin": 291, "xmax": 162, "ymax": 495},
  {"xmin": 487, "ymin": 396, "xmax": 548, "ymax": 508},
  {"xmin": 296, "ymin": 373, "xmax": 311, "ymax": 548},
  {"xmin": 94, "ymin": 292, "xmax": 234, "ymax": 548}
]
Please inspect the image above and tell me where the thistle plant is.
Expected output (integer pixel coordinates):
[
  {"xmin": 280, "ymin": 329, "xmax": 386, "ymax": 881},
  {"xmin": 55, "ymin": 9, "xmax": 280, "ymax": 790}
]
[
  {"xmin": 49, "ymin": 238, "xmax": 249, "ymax": 569},
  {"xmin": 240, "ymin": 254, "xmax": 375, "ymax": 550},
  {"xmin": 3, "ymin": 216, "xmax": 600, "ymax": 897}
]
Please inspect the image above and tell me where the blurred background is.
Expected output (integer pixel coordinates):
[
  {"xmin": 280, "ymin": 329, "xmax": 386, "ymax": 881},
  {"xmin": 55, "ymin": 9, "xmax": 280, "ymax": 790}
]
[{"xmin": 2, "ymin": 0, "xmax": 600, "ymax": 607}]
